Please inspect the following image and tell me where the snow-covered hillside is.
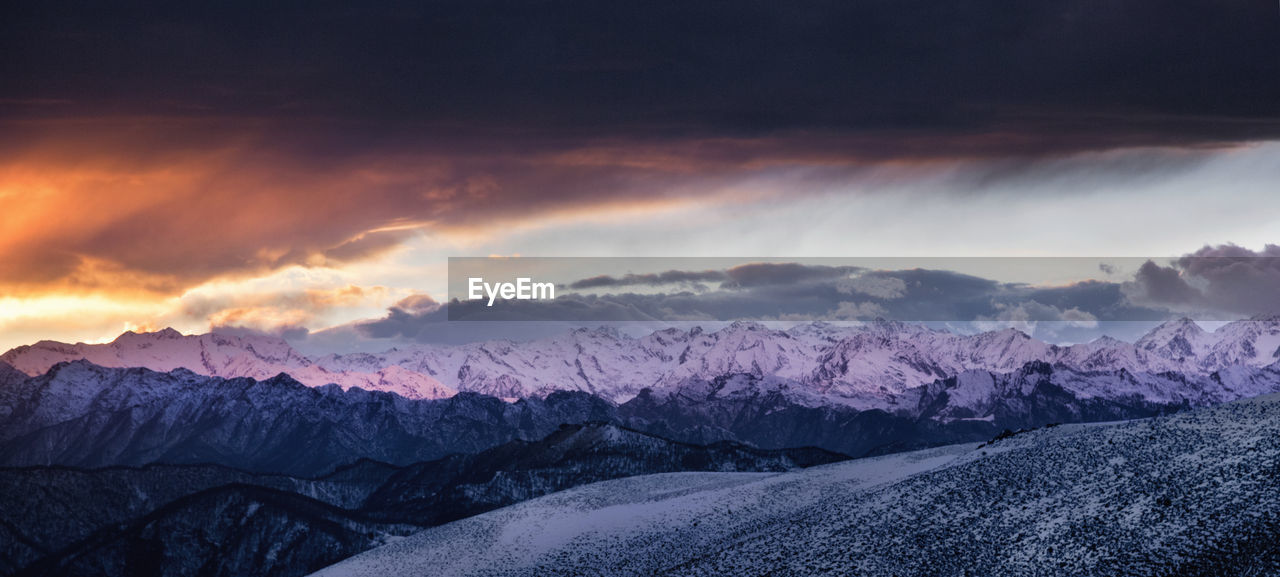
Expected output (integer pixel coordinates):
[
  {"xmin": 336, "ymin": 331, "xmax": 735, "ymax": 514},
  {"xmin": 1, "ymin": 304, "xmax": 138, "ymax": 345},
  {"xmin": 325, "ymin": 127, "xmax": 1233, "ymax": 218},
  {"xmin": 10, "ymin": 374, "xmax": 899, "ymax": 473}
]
[{"xmin": 313, "ymin": 394, "xmax": 1280, "ymax": 577}]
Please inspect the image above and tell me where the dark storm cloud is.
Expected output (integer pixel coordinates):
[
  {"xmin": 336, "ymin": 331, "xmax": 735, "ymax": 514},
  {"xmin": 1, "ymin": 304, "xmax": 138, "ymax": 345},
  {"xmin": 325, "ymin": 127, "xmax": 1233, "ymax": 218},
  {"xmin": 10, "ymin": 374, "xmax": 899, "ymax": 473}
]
[
  {"xmin": 358, "ymin": 302, "xmax": 448, "ymax": 340},
  {"xmin": 351, "ymin": 249, "xmax": 1277, "ymax": 345},
  {"xmin": 434, "ymin": 266, "xmax": 1168, "ymax": 324},
  {"xmin": 1021, "ymin": 280, "xmax": 1159, "ymax": 322},
  {"xmin": 4, "ymin": 0, "xmax": 1278, "ymax": 148},
  {"xmin": 1125, "ymin": 260, "xmax": 1207, "ymax": 308},
  {"xmin": 1123, "ymin": 244, "xmax": 1280, "ymax": 316},
  {"xmin": 6, "ymin": 2, "xmax": 1278, "ymax": 299},
  {"xmin": 565, "ymin": 263, "xmax": 860, "ymax": 292},
  {"xmin": 1176, "ymin": 244, "xmax": 1280, "ymax": 314},
  {"xmin": 351, "ymin": 301, "xmax": 577, "ymax": 344},
  {"xmin": 568, "ymin": 270, "xmax": 729, "ymax": 290},
  {"xmin": 355, "ymin": 294, "xmax": 680, "ymax": 345},
  {"xmin": 723, "ymin": 263, "xmax": 862, "ymax": 288}
]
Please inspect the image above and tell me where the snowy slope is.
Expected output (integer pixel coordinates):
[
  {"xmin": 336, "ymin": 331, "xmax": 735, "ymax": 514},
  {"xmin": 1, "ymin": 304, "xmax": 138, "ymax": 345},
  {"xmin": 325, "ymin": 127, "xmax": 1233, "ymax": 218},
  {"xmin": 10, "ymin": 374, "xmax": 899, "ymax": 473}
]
[
  {"xmin": 313, "ymin": 394, "xmax": 1280, "ymax": 577},
  {"xmin": 308, "ymin": 447, "xmax": 964, "ymax": 577}
]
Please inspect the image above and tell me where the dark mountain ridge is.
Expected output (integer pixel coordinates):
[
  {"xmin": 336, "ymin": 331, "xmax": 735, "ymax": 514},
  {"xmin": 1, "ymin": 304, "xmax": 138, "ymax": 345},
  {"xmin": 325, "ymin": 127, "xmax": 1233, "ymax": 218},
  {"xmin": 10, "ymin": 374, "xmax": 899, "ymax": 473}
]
[
  {"xmin": 3, "ymin": 358, "xmax": 1277, "ymax": 475},
  {"xmin": 1, "ymin": 419, "xmax": 842, "ymax": 577}
]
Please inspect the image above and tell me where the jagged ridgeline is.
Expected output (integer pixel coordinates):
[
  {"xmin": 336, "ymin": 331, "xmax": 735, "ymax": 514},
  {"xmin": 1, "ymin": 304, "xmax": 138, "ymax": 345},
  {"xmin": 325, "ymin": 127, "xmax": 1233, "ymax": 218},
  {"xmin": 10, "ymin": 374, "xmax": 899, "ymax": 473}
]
[
  {"xmin": 2, "ymin": 349, "xmax": 1279, "ymax": 475},
  {"xmin": 5, "ymin": 318, "xmax": 1280, "ymax": 405},
  {"xmin": 4, "ymin": 320, "xmax": 1279, "ymax": 468}
]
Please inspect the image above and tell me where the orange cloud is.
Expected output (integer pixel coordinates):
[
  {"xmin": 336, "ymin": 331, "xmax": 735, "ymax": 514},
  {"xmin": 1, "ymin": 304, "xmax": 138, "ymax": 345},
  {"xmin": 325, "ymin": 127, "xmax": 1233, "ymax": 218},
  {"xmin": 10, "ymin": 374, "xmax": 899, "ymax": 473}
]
[
  {"xmin": 1, "ymin": 120, "xmax": 441, "ymax": 297},
  {"xmin": 0, "ymin": 116, "xmax": 1231, "ymax": 310},
  {"xmin": 391, "ymin": 293, "xmax": 440, "ymax": 313},
  {"xmin": 0, "ymin": 119, "xmax": 704, "ymax": 299},
  {"xmin": 206, "ymin": 306, "xmax": 313, "ymax": 335},
  {"xmin": 176, "ymin": 282, "xmax": 394, "ymax": 334},
  {"xmin": 304, "ymin": 285, "xmax": 391, "ymax": 308}
]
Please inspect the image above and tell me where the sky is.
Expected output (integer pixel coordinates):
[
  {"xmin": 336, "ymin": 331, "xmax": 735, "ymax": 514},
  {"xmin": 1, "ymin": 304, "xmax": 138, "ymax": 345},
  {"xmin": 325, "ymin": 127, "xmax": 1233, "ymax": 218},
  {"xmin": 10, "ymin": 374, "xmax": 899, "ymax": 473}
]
[{"xmin": 1, "ymin": 1, "xmax": 1278, "ymax": 352}]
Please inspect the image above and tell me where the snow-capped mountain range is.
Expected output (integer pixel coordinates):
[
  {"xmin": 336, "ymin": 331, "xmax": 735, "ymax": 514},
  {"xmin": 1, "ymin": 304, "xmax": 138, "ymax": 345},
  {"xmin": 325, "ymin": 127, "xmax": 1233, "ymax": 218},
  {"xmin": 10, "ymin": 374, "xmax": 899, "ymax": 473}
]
[
  {"xmin": 0, "ymin": 328, "xmax": 457, "ymax": 400},
  {"xmin": 3, "ymin": 317, "xmax": 1280, "ymax": 407}
]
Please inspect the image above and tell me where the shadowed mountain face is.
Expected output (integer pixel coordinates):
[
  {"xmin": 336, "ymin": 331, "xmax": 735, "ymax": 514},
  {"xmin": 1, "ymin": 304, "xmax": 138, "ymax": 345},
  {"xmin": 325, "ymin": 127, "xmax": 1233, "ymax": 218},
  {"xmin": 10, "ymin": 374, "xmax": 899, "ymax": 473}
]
[
  {"xmin": 0, "ymin": 363, "xmax": 25, "ymax": 388},
  {"xmin": 2, "ymin": 424, "xmax": 842, "ymax": 577},
  {"xmin": 0, "ymin": 360, "xmax": 614, "ymax": 476},
  {"xmin": 0, "ymin": 460, "xmax": 401, "ymax": 573},
  {"xmin": 16, "ymin": 485, "xmax": 419, "ymax": 577},
  {"xmin": 612, "ymin": 360, "xmax": 1280, "ymax": 457},
  {"xmin": 2, "ymin": 357, "xmax": 1278, "ymax": 476}
]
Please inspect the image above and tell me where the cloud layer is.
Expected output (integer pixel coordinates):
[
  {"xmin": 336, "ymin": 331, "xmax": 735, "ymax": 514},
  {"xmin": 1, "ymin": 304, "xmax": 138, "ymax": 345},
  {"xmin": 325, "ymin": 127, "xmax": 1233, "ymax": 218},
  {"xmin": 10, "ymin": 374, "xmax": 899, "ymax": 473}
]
[
  {"xmin": 1126, "ymin": 245, "xmax": 1280, "ymax": 316},
  {"xmin": 6, "ymin": 1, "xmax": 1278, "ymax": 141},
  {"xmin": 3, "ymin": 2, "xmax": 1278, "ymax": 349},
  {"xmin": 355, "ymin": 252, "xmax": 1280, "ymax": 345}
]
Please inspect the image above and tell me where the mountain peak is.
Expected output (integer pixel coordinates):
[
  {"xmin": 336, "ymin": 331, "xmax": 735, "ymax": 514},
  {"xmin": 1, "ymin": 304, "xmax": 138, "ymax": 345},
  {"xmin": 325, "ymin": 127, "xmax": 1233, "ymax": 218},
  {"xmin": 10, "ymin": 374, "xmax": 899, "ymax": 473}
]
[
  {"xmin": 153, "ymin": 327, "xmax": 184, "ymax": 339},
  {"xmin": 0, "ymin": 359, "xmax": 28, "ymax": 385},
  {"xmin": 1141, "ymin": 318, "xmax": 1204, "ymax": 337},
  {"xmin": 869, "ymin": 318, "xmax": 908, "ymax": 333},
  {"xmin": 570, "ymin": 326, "xmax": 623, "ymax": 340},
  {"xmin": 111, "ymin": 327, "xmax": 184, "ymax": 345},
  {"xmin": 1090, "ymin": 335, "xmax": 1125, "ymax": 347},
  {"xmin": 725, "ymin": 320, "xmax": 768, "ymax": 332},
  {"xmin": 1005, "ymin": 327, "xmax": 1032, "ymax": 339},
  {"xmin": 1135, "ymin": 318, "xmax": 1211, "ymax": 359}
]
